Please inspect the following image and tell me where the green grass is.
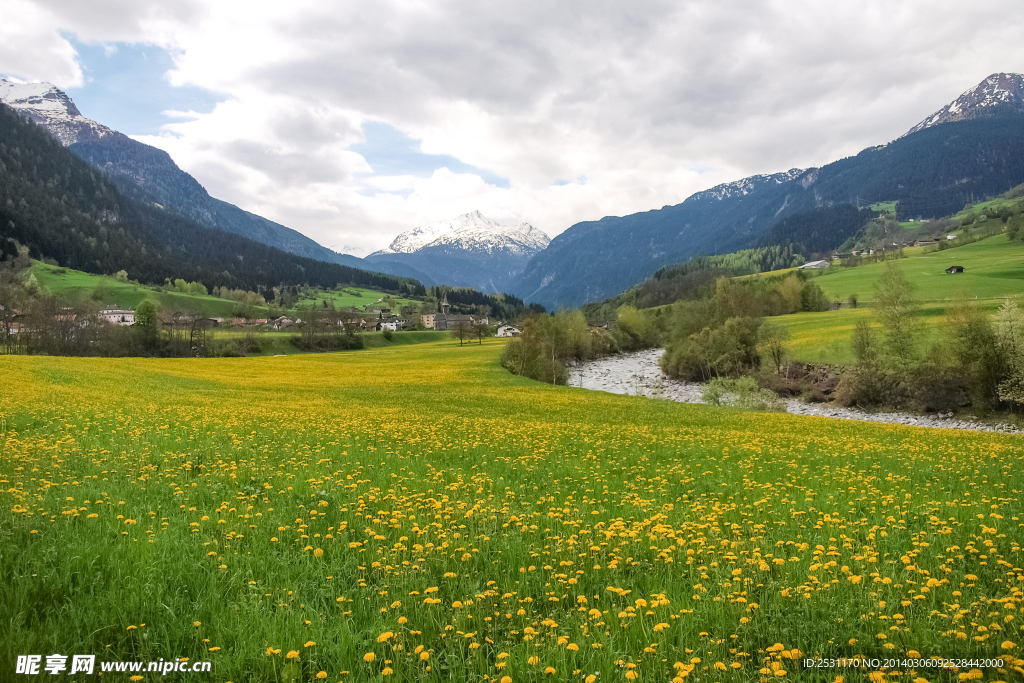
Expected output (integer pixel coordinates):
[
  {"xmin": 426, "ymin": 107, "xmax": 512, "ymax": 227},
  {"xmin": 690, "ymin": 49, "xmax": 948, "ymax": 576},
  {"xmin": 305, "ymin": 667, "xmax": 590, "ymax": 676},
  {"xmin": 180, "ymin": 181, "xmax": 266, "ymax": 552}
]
[
  {"xmin": 812, "ymin": 233, "xmax": 1024, "ymax": 305},
  {"xmin": 296, "ymin": 288, "xmax": 420, "ymax": 314},
  {"xmin": 31, "ymin": 261, "xmax": 420, "ymax": 318},
  {"xmin": 869, "ymin": 201, "xmax": 897, "ymax": 216},
  {"xmin": 767, "ymin": 233, "xmax": 1024, "ymax": 363},
  {"xmin": 30, "ymin": 261, "xmax": 250, "ymax": 318},
  {"xmin": 1, "ymin": 343, "xmax": 1021, "ymax": 682}
]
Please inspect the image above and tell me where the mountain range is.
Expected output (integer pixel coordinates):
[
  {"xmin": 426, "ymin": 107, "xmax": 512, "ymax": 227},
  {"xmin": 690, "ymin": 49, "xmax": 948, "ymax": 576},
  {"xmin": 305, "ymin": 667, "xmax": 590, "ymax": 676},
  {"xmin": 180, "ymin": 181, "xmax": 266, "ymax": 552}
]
[
  {"xmin": 3, "ymin": 72, "xmax": 1024, "ymax": 312},
  {"xmin": 0, "ymin": 80, "xmax": 437, "ymax": 281},
  {"xmin": 511, "ymin": 72, "xmax": 1024, "ymax": 309},
  {"xmin": 366, "ymin": 211, "xmax": 549, "ymax": 293}
]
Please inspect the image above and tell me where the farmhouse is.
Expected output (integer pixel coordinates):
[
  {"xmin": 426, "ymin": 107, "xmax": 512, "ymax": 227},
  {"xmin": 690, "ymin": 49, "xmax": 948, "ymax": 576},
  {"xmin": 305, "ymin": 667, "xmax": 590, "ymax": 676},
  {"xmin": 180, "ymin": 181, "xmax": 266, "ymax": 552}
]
[
  {"xmin": 420, "ymin": 312, "xmax": 436, "ymax": 329},
  {"xmin": 945, "ymin": 265, "xmax": 964, "ymax": 274},
  {"xmin": 496, "ymin": 325, "xmax": 520, "ymax": 337},
  {"xmin": 99, "ymin": 308, "xmax": 135, "ymax": 325}
]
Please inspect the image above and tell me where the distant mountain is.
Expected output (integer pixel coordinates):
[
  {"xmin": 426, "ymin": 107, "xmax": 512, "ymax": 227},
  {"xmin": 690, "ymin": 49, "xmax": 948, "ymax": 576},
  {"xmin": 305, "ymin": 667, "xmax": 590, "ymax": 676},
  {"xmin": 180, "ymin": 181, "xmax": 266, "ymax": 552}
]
[
  {"xmin": 514, "ymin": 73, "xmax": 1024, "ymax": 309},
  {"xmin": 0, "ymin": 102, "xmax": 424, "ymax": 296},
  {"xmin": 0, "ymin": 79, "xmax": 402, "ymax": 276},
  {"xmin": 366, "ymin": 211, "xmax": 550, "ymax": 293},
  {"xmin": 904, "ymin": 72, "xmax": 1024, "ymax": 136}
]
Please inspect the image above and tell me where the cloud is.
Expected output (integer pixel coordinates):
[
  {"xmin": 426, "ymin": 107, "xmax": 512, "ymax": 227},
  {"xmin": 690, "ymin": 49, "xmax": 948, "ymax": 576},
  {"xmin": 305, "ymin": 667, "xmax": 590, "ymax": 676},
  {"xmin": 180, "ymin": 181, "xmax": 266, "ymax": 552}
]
[
  {"xmin": 0, "ymin": 0, "xmax": 82, "ymax": 87},
  {"xmin": 3, "ymin": 0, "xmax": 1024, "ymax": 255}
]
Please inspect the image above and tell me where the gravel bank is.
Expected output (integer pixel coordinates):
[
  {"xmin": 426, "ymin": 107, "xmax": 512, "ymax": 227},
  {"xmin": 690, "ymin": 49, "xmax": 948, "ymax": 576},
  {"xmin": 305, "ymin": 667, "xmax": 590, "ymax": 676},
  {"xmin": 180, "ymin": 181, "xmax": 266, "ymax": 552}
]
[{"xmin": 572, "ymin": 349, "xmax": 1020, "ymax": 434}]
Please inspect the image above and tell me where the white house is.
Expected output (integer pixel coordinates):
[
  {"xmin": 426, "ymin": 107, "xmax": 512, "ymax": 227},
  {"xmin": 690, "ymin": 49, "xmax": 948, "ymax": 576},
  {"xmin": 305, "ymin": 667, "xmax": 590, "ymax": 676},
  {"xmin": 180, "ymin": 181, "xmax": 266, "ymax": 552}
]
[
  {"xmin": 947, "ymin": 234, "xmax": 957, "ymax": 240},
  {"xmin": 496, "ymin": 325, "xmax": 520, "ymax": 337},
  {"xmin": 99, "ymin": 308, "xmax": 135, "ymax": 325}
]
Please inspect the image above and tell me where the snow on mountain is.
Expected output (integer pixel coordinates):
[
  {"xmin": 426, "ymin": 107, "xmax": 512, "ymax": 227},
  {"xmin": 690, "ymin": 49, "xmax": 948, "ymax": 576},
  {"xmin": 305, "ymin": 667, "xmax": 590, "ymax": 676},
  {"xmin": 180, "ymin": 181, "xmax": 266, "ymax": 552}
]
[
  {"xmin": 689, "ymin": 168, "xmax": 807, "ymax": 202},
  {"xmin": 0, "ymin": 79, "xmax": 113, "ymax": 146},
  {"xmin": 373, "ymin": 211, "xmax": 550, "ymax": 256},
  {"xmin": 904, "ymin": 72, "xmax": 1024, "ymax": 137}
]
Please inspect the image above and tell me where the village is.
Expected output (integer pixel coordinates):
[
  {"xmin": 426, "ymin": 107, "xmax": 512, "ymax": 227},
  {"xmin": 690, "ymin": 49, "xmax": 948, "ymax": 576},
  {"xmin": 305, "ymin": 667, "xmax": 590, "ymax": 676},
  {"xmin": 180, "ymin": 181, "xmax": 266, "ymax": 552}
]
[{"xmin": 1, "ymin": 292, "xmax": 522, "ymax": 345}]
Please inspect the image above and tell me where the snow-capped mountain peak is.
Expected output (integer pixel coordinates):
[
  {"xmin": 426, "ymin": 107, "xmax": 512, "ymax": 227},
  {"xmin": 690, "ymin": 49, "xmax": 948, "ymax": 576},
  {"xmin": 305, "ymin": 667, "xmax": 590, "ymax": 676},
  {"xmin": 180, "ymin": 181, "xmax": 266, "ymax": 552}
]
[
  {"xmin": 0, "ymin": 79, "xmax": 112, "ymax": 145},
  {"xmin": 904, "ymin": 72, "xmax": 1024, "ymax": 137},
  {"xmin": 373, "ymin": 211, "xmax": 550, "ymax": 256}
]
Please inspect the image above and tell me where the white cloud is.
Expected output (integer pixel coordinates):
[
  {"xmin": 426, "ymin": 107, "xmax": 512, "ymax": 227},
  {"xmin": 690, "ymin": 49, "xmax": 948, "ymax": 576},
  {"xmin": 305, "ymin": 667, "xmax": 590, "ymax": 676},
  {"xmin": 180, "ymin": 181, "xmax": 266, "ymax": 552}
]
[
  {"xmin": 0, "ymin": 0, "xmax": 82, "ymax": 87},
  {"xmin": 3, "ymin": 0, "xmax": 1024, "ymax": 254}
]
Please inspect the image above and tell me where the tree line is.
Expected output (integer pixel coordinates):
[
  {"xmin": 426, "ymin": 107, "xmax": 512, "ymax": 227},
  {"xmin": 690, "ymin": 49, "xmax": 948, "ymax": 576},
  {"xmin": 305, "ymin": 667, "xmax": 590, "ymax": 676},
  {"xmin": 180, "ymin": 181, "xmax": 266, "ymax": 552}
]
[
  {"xmin": 659, "ymin": 274, "xmax": 831, "ymax": 381},
  {"xmin": 500, "ymin": 307, "xmax": 659, "ymax": 385}
]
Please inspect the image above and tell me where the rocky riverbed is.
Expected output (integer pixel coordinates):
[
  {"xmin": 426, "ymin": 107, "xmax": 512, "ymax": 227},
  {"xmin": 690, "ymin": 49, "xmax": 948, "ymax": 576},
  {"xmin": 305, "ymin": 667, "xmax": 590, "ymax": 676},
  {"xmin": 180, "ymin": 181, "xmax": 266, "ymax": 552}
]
[{"xmin": 572, "ymin": 348, "xmax": 1021, "ymax": 434}]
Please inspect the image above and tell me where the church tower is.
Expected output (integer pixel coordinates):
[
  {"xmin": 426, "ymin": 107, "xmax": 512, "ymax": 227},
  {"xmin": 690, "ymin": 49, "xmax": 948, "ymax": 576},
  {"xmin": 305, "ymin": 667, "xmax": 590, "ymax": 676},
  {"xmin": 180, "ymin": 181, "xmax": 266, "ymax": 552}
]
[{"xmin": 441, "ymin": 293, "xmax": 450, "ymax": 314}]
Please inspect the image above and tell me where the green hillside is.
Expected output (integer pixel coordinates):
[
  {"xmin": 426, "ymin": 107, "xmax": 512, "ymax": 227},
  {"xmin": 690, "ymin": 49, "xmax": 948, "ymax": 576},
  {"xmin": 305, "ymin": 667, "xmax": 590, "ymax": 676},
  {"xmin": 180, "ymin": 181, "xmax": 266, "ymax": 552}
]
[
  {"xmin": 29, "ymin": 261, "xmax": 425, "ymax": 318},
  {"xmin": 769, "ymin": 232, "xmax": 1024, "ymax": 363},
  {"xmin": 813, "ymin": 233, "xmax": 1024, "ymax": 305},
  {"xmin": 30, "ymin": 261, "xmax": 243, "ymax": 317},
  {"xmin": 296, "ymin": 287, "xmax": 421, "ymax": 313}
]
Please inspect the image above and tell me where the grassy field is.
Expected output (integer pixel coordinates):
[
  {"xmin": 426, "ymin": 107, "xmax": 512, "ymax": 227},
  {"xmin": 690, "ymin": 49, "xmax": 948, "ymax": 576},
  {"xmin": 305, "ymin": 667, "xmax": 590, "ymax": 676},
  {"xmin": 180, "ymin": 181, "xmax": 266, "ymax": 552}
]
[
  {"xmin": 811, "ymin": 234, "xmax": 1024, "ymax": 306},
  {"xmin": 29, "ymin": 261, "xmax": 244, "ymax": 318},
  {"xmin": 29, "ymin": 261, "xmax": 419, "ymax": 317},
  {"xmin": 296, "ymin": 288, "xmax": 421, "ymax": 314},
  {"xmin": 763, "ymin": 233, "xmax": 1024, "ymax": 364},
  {"xmin": 1, "ymin": 341, "xmax": 1021, "ymax": 682}
]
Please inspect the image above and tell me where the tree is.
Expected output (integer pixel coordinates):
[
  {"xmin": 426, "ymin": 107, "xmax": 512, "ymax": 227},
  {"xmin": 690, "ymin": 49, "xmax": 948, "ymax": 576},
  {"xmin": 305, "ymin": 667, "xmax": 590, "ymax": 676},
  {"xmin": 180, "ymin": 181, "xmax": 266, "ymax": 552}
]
[
  {"xmin": 847, "ymin": 293, "xmax": 858, "ymax": 309},
  {"xmin": 945, "ymin": 293, "xmax": 1002, "ymax": 407},
  {"xmin": 851, "ymin": 320, "xmax": 878, "ymax": 366},
  {"xmin": 996, "ymin": 300, "xmax": 1024, "ymax": 406},
  {"xmin": 472, "ymin": 319, "xmax": 491, "ymax": 344},
  {"xmin": 134, "ymin": 299, "xmax": 159, "ymax": 346},
  {"xmin": 451, "ymin": 319, "xmax": 472, "ymax": 346},
  {"xmin": 758, "ymin": 322, "xmax": 790, "ymax": 374},
  {"xmin": 873, "ymin": 261, "xmax": 920, "ymax": 370}
]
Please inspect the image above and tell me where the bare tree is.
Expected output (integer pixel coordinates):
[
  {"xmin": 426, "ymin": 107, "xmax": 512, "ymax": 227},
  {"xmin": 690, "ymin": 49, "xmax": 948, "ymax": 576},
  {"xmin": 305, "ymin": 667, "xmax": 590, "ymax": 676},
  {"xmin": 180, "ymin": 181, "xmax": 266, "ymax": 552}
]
[{"xmin": 451, "ymin": 319, "xmax": 472, "ymax": 345}]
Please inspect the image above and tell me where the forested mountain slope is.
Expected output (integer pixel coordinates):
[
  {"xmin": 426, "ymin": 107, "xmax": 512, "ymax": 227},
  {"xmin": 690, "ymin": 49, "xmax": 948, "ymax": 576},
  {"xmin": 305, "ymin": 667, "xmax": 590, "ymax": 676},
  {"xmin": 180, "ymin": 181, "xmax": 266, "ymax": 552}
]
[
  {"xmin": 515, "ymin": 74, "xmax": 1024, "ymax": 310},
  {"xmin": 0, "ymin": 104, "xmax": 422, "ymax": 295}
]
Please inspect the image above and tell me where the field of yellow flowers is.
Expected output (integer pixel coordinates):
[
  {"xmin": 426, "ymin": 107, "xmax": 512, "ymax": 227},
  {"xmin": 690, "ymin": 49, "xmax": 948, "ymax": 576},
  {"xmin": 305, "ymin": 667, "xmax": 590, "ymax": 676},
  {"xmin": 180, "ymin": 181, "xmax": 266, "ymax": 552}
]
[{"xmin": 1, "ymin": 340, "xmax": 1022, "ymax": 682}]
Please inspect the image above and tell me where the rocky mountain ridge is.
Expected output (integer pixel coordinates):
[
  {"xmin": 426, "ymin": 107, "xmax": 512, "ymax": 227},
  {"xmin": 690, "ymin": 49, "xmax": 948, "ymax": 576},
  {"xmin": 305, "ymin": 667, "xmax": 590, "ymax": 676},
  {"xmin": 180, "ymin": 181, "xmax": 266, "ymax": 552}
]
[
  {"xmin": 905, "ymin": 72, "xmax": 1024, "ymax": 136},
  {"xmin": 0, "ymin": 80, "xmax": 113, "ymax": 145}
]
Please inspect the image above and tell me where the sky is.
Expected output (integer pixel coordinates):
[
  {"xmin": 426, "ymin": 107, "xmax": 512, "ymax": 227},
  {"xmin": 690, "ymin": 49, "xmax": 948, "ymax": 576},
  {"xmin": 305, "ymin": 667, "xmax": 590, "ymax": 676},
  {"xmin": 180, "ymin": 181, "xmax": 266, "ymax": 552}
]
[{"xmin": 2, "ymin": 1, "xmax": 1023, "ymax": 256}]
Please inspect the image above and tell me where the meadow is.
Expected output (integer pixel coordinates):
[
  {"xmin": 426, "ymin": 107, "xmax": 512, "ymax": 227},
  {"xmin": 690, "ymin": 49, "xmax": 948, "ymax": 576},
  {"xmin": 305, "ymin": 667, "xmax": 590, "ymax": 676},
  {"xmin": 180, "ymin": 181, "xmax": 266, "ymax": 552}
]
[
  {"xmin": 28, "ymin": 261, "xmax": 417, "ymax": 318},
  {"xmin": 1, "ymin": 340, "xmax": 1021, "ymax": 682},
  {"xmin": 762, "ymin": 234, "xmax": 1024, "ymax": 364},
  {"xmin": 29, "ymin": 261, "xmax": 243, "ymax": 318}
]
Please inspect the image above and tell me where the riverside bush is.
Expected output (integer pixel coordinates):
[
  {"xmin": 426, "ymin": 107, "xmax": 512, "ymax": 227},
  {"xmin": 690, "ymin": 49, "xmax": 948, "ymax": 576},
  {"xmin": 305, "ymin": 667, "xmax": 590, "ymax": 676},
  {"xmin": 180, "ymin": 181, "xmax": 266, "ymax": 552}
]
[{"xmin": 701, "ymin": 376, "xmax": 784, "ymax": 411}]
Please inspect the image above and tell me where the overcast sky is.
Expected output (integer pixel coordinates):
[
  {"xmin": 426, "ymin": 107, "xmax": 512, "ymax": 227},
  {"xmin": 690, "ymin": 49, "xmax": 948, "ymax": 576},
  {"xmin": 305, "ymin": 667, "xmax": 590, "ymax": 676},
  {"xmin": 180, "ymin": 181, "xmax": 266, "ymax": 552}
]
[{"xmin": 2, "ymin": 0, "xmax": 1023, "ymax": 255}]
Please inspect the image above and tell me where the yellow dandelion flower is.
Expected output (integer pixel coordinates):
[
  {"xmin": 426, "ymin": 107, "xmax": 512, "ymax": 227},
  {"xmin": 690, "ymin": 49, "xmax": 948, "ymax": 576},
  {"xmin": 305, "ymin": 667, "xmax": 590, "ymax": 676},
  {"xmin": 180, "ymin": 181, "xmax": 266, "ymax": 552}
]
[{"xmin": 363, "ymin": 652, "xmax": 375, "ymax": 662}]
